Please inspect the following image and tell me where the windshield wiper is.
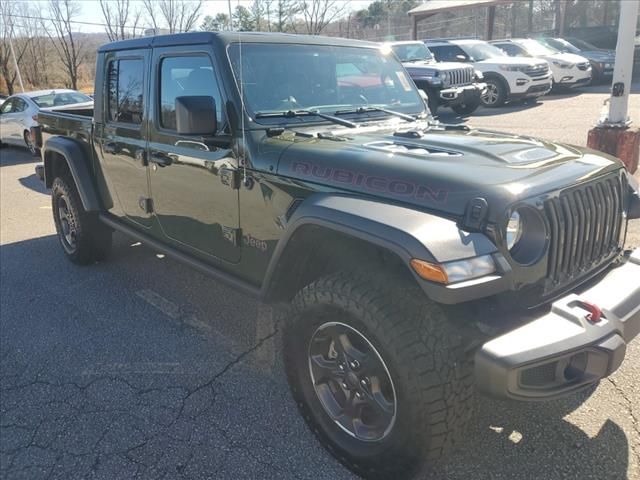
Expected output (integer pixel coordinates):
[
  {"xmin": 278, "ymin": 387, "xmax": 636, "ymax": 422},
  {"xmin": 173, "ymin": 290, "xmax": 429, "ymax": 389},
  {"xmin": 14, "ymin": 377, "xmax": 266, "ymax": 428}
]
[
  {"xmin": 334, "ymin": 106, "xmax": 415, "ymax": 122},
  {"xmin": 254, "ymin": 109, "xmax": 357, "ymax": 128}
]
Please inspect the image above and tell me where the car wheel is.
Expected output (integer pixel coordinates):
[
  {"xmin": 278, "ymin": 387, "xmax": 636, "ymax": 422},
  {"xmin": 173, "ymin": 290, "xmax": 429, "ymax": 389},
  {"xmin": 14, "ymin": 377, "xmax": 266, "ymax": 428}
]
[
  {"xmin": 23, "ymin": 130, "xmax": 38, "ymax": 156},
  {"xmin": 426, "ymin": 91, "xmax": 439, "ymax": 116},
  {"xmin": 451, "ymin": 98, "xmax": 481, "ymax": 115},
  {"xmin": 284, "ymin": 272, "xmax": 475, "ymax": 479},
  {"xmin": 52, "ymin": 175, "xmax": 112, "ymax": 265},
  {"xmin": 480, "ymin": 78, "xmax": 506, "ymax": 107}
]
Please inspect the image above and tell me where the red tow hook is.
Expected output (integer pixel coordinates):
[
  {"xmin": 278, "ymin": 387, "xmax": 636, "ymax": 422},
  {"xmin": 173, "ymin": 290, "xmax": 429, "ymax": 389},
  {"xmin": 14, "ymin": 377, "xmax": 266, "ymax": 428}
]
[{"xmin": 576, "ymin": 300, "xmax": 603, "ymax": 323}]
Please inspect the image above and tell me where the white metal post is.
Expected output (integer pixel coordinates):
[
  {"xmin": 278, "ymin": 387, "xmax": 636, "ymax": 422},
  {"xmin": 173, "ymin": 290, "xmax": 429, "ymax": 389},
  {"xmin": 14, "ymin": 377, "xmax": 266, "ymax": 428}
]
[{"xmin": 601, "ymin": 0, "xmax": 639, "ymax": 127}]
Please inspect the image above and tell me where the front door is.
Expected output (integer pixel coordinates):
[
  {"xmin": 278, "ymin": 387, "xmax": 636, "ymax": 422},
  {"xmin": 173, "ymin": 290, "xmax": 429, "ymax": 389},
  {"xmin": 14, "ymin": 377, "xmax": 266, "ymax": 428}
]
[
  {"xmin": 147, "ymin": 46, "xmax": 241, "ymax": 263},
  {"xmin": 95, "ymin": 49, "xmax": 152, "ymax": 227}
]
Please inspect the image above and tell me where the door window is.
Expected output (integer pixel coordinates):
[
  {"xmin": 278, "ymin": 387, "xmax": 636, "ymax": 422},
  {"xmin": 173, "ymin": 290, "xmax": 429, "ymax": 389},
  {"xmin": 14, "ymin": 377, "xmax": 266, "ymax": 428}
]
[
  {"xmin": 159, "ymin": 55, "xmax": 223, "ymax": 131},
  {"xmin": 0, "ymin": 99, "xmax": 14, "ymax": 113},
  {"xmin": 107, "ymin": 58, "xmax": 144, "ymax": 124},
  {"xmin": 12, "ymin": 98, "xmax": 28, "ymax": 112}
]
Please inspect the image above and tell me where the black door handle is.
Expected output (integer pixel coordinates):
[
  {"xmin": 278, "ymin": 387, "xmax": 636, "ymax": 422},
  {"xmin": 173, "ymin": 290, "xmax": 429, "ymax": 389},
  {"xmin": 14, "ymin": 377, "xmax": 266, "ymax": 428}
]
[
  {"xmin": 149, "ymin": 151, "xmax": 173, "ymax": 167},
  {"xmin": 103, "ymin": 142, "xmax": 119, "ymax": 154}
]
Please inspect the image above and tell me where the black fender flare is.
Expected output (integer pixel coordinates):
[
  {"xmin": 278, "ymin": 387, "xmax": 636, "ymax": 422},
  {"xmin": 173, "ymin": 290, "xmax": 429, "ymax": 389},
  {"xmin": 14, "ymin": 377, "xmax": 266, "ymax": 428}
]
[
  {"xmin": 43, "ymin": 136, "xmax": 102, "ymax": 212},
  {"xmin": 261, "ymin": 193, "xmax": 498, "ymax": 302}
]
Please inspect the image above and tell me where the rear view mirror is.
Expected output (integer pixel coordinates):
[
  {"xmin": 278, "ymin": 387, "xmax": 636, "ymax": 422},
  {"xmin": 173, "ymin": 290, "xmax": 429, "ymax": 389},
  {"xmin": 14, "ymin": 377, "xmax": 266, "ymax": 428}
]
[{"xmin": 175, "ymin": 96, "xmax": 217, "ymax": 136}]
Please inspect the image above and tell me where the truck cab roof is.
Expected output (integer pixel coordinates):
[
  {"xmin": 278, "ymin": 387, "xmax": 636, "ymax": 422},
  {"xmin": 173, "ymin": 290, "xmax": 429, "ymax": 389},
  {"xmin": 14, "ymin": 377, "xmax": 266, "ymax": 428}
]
[{"xmin": 98, "ymin": 31, "xmax": 379, "ymax": 53}]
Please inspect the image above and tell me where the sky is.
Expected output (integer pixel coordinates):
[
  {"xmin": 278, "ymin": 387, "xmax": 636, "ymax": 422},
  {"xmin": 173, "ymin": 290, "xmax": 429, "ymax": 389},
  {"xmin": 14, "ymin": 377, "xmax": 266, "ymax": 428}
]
[{"xmin": 20, "ymin": 0, "xmax": 374, "ymax": 34}]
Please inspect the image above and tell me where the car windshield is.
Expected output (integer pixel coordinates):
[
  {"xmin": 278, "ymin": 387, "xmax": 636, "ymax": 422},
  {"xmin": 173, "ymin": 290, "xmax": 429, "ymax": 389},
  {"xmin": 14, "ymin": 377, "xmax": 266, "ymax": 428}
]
[
  {"xmin": 566, "ymin": 38, "xmax": 600, "ymax": 51},
  {"xmin": 539, "ymin": 37, "xmax": 581, "ymax": 54},
  {"xmin": 390, "ymin": 43, "xmax": 434, "ymax": 62},
  {"xmin": 31, "ymin": 91, "xmax": 92, "ymax": 107},
  {"xmin": 227, "ymin": 43, "xmax": 425, "ymax": 124},
  {"xmin": 458, "ymin": 41, "xmax": 507, "ymax": 61},
  {"xmin": 517, "ymin": 39, "xmax": 559, "ymax": 56}
]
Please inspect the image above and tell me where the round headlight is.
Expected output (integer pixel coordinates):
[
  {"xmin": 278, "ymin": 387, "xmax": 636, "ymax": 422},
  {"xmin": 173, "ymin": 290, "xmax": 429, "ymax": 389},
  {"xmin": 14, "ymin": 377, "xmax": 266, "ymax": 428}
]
[{"xmin": 506, "ymin": 210, "xmax": 523, "ymax": 250}]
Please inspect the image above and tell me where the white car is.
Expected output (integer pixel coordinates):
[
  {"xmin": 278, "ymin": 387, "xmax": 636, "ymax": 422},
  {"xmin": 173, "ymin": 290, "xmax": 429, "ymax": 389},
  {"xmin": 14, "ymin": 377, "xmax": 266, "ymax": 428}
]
[
  {"xmin": 425, "ymin": 39, "xmax": 552, "ymax": 107},
  {"xmin": 490, "ymin": 38, "xmax": 592, "ymax": 89},
  {"xmin": 0, "ymin": 89, "xmax": 93, "ymax": 154}
]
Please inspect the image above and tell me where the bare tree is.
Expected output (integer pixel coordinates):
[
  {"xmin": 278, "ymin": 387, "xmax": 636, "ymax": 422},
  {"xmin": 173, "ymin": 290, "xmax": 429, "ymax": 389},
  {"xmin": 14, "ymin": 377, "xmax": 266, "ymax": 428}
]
[
  {"xmin": 100, "ymin": 0, "xmax": 141, "ymax": 41},
  {"xmin": 297, "ymin": 0, "xmax": 343, "ymax": 35},
  {"xmin": 142, "ymin": 0, "xmax": 203, "ymax": 34},
  {"xmin": 15, "ymin": 3, "xmax": 49, "ymax": 89},
  {"xmin": 273, "ymin": 0, "xmax": 298, "ymax": 32},
  {"xmin": 0, "ymin": 1, "xmax": 30, "ymax": 94},
  {"xmin": 42, "ymin": 0, "xmax": 85, "ymax": 90}
]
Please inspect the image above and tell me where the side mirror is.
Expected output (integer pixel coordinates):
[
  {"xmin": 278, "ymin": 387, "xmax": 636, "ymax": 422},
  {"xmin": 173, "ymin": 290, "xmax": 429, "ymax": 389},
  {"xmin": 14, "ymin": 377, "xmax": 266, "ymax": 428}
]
[
  {"xmin": 455, "ymin": 54, "xmax": 468, "ymax": 62},
  {"xmin": 175, "ymin": 96, "xmax": 217, "ymax": 136}
]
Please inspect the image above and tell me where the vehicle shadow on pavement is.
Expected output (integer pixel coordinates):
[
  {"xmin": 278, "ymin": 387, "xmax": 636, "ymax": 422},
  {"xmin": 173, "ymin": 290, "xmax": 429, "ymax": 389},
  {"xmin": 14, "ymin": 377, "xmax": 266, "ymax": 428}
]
[
  {"xmin": 423, "ymin": 392, "xmax": 629, "ymax": 479},
  {"xmin": 0, "ymin": 147, "xmax": 38, "ymax": 167},
  {"xmin": 18, "ymin": 173, "xmax": 49, "ymax": 195},
  {"xmin": 0, "ymin": 234, "xmax": 632, "ymax": 480}
]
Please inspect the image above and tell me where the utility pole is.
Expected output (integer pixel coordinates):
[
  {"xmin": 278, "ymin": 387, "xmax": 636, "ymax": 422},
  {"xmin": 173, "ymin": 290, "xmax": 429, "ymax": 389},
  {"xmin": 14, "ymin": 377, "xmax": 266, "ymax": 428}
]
[
  {"xmin": 228, "ymin": 0, "xmax": 234, "ymax": 30},
  {"xmin": 587, "ymin": 0, "xmax": 640, "ymax": 173},
  {"xmin": 6, "ymin": 13, "xmax": 24, "ymax": 93}
]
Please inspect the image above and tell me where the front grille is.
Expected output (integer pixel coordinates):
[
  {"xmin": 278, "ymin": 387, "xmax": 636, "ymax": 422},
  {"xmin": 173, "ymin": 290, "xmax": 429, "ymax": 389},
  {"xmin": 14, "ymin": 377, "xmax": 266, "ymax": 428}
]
[
  {"xmin": 446, "ymin": 67, "xmax": 474, "ymax": 86},
  {"xmin": 577, "ymin": 62, "xmax": 590, "ymax": 71},
  {"xmin": 544, "ymin": 174, "xmax": 624, "ymax": 287},
  {"xmin": 525, "ymin": 63, "xmax": 550, "ymax": 78}
]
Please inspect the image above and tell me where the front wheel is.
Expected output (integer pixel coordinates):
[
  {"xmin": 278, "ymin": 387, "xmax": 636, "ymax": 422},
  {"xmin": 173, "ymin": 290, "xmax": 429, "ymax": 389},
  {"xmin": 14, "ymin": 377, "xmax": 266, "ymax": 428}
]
[
  {"xmin": 480, "ymin": 78, "xmax": 507, "ymax": 107},
  {"xmin": 284, "ymin": 272, "xmax": 474, "ymax": 479},
  {"xmin": 24, "ymin": 130, "xmax": 39, "ymax": 156},
  {"xmin": 451, "ymin": 98, "xmax": 481, "ymax": 115}
]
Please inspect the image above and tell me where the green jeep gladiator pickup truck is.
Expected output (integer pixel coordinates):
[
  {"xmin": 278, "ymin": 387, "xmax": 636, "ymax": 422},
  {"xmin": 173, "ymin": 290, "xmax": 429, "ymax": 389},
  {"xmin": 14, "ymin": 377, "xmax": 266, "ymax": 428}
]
[{"xmin": 33, "ymin": 32, "xmax": 640, "ymax": 479}]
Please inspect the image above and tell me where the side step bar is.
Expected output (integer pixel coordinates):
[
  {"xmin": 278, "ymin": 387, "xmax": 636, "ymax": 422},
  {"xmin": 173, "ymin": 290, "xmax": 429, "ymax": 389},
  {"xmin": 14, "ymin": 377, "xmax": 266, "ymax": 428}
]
[{"xmin": 99, "ymin": 213, "xmax": 261, "ymax": 299}]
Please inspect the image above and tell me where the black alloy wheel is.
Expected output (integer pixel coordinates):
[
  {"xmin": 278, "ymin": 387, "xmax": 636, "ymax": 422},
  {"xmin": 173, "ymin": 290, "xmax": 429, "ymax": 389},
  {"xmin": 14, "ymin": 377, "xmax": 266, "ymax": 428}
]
[{"xmin": 308, "ymin": 321, "xmax": 397, "ymax": 442}]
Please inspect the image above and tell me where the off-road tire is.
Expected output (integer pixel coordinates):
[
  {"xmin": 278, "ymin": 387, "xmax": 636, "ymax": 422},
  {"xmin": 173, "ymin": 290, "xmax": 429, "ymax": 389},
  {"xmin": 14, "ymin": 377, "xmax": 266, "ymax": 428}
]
[
  {"xmin": 480, "ymin": 77, "xmax": 507, "ymax": 107},
  {"xmin": 451, "ymin": 98, "xmax": 481, "ymax": 116},
  {"xmin": 51, "ymin": 175, "xmax": 111, "ymax": 265},
  {"xmin": 283, "ymin": 272, "xmax": 475, "ymax": 479}
]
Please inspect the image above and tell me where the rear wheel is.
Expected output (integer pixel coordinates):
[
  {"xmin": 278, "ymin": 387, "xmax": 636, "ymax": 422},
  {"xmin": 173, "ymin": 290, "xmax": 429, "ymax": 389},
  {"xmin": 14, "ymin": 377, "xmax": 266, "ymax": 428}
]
[
  {"xmin": 284, "ymin": 272, "xmax": 475, "ymax": 479},
  {"xmin": 480, "ymin": 78, "xmax": 507, "ymax": 107},
  {"xmin": 52, "ymin": 175, "xmax": 111, "ymax": 265}
]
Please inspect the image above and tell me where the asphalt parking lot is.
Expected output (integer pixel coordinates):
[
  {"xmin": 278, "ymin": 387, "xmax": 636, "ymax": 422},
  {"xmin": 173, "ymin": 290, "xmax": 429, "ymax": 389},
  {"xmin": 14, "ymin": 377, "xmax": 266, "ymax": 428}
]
[{"xmin": 1, "ymin": 83, "xmax": 639, "ymax": 480}]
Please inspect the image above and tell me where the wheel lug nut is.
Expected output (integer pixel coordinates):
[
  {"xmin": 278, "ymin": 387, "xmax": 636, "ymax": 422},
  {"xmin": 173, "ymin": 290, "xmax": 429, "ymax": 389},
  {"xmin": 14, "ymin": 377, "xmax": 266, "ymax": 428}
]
[
  {"xmin": 355, "ymin": 391, "xmax": 362, "ymax": 399},
  {"xmin": 342, "ymin": 382, "xmax": 349, "ymax": 390},
  {"xmin": 360, "ymin": 378, "xmax": 368, "ymax": 387},
  {"xmin": 349, "ymin": 360, "xmax": 359, "ymax": 369},
  {"xmin": 338, "ymin": 363, "xmax": 345, "ymax": 371}
]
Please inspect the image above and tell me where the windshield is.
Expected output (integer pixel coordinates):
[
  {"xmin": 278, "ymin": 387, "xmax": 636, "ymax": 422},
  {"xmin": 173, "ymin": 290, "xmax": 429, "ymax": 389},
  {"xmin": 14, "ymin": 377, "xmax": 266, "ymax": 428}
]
[
  {"xmin": 227, "ymin": 43, "xmax": 425, "ymax": 124},
  {"xmin": 390, "ymin": 43, "xmax": 434, "ymax": 62},
  {"xmin": 539, "ymin": 37, "xmax": 580, "ymax": 54},
  {"xmin": 516, "ymin": 39, "xmax": 559, "ymax": 56},
  {"xmin": 31, "ymin": 91, "xmax": 92, "ymax": 108},
  {"xmin": 458, "ymin": 41, "xmax": 507, "ymax": 61},
  {"xmin": 566, "ymin": 38, "xmax": 600, "ymax": 51}
]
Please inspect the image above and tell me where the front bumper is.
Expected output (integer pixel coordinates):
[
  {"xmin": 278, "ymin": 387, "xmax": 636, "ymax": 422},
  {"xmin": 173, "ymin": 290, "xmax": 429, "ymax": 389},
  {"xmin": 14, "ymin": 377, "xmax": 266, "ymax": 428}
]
[
  {"xmin": 475, "ymin": 249, "xmax": 640, "ymax": 401},
  {"xmin": 439, "ymin": 83, "xmax": 486, "ymax": 105}
]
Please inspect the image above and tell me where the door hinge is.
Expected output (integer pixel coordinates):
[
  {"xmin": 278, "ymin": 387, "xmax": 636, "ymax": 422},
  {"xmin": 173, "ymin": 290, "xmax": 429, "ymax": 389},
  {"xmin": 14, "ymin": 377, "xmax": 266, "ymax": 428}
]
[
  {"xmin": 139, "ymin": 197, "xmax": 153, "ymax": 214},
  {"xmin": 222, "ymin": 226, "xmax": 241, "ymax": 247},
  {"xmin": 220, "ymin": 168, "xmax": 241, "ymax": 190}
]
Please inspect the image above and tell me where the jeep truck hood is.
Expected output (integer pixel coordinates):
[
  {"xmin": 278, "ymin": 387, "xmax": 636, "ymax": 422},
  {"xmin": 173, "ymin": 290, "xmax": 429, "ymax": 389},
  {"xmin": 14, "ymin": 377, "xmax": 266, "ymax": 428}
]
[{"xmin": 276, "ymin": 127, "xmax": 622, "ymax": 220}]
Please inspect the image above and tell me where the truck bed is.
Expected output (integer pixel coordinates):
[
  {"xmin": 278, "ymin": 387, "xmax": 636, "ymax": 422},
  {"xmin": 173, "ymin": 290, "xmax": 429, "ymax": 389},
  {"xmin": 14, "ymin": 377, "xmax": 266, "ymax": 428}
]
[{"xmin": 37, "ymin": 110, "xmax": 94, "ymax": 149}]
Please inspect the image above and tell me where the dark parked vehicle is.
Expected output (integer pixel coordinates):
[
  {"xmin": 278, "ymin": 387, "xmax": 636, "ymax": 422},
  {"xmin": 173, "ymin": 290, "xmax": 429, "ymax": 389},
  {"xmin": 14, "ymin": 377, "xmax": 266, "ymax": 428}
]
[
  {"xmin": 538, "ymin": 37, "xmax": 615, "ymax": 83},
  {"xmin": 33, "ymin": 32, "xmax": 640, "ymax": 479},
  {"xmin": 387, "ymin": 41, "xmax": 485, "ymax": 115}
]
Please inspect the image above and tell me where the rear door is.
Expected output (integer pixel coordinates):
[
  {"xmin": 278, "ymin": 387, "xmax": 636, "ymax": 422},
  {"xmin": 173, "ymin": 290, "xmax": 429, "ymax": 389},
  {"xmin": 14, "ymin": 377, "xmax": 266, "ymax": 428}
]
[
  {"xmin": 147, "ymin": 45, "xmax": 241, "ymax": 263},
  {"xmin": 95, "ymin": 49, "xmax": 152, "ymax": 228}
]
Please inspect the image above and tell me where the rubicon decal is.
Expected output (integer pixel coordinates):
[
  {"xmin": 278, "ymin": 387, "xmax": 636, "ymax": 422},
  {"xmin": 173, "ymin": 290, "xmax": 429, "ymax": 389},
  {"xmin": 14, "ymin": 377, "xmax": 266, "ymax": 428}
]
[{"xmin": 292, "ymin": 162, "xmax": 448, "ymax": 204}]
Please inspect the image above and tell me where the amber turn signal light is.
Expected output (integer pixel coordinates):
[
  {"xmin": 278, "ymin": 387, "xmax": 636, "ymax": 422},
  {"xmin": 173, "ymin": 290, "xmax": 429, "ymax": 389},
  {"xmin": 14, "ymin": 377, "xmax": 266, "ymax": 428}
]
[{"xmin": 410, "ymin": 259, "xmax": 448, "ymax": 284}]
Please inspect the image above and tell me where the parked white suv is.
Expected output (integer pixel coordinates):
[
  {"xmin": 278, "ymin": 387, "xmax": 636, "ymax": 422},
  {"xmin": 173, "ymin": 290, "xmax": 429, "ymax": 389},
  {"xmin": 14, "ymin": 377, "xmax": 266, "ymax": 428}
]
[
  {"xmin": 490, "ymin": 38, "xmax": 592, "ymax": 89},
  {"xmin": 425, "ymin": 39, "xmax": 552, "ymax": 107}
]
